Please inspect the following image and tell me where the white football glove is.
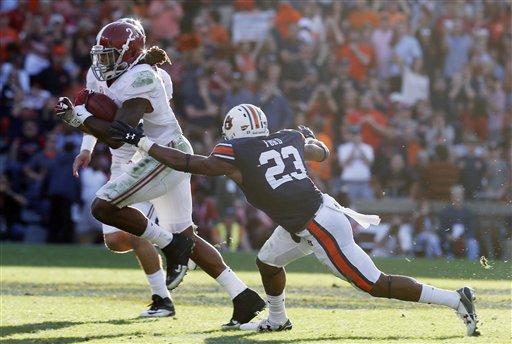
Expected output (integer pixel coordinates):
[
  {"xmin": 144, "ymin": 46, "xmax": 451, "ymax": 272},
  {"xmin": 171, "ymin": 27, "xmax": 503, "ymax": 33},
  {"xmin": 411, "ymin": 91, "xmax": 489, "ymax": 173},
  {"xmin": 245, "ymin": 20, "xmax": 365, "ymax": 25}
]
[{"xmin": 55, "ymin": 97, "xmax": 93, "ymax": 128}]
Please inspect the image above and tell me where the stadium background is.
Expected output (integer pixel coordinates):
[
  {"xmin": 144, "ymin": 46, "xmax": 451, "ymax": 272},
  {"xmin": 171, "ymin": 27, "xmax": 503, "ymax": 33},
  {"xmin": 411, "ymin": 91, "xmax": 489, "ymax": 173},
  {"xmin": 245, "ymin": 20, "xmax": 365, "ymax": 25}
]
[{"xmin": 1, "ymin": 0, "xmax": 511, "ymax": 260}]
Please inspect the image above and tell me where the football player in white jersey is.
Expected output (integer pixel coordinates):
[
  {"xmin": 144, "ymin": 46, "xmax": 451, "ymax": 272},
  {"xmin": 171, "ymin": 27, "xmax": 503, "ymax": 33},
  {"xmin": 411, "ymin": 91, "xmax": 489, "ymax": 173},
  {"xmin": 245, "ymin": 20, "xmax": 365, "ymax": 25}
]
[
  {"xmin": 55, "ymin": 19, "xmax": 265, "ymax": 325},
  {"xmin": 73, "ymin": 66, "xmax": 177, "ymax": 317}
]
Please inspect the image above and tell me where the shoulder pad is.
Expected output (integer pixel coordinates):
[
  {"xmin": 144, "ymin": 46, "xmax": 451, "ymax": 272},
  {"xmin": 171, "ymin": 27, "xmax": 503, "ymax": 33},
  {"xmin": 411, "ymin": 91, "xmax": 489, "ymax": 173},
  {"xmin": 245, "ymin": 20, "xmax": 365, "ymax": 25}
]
[{"xmin": 116, "ymin": 65, "xmax": 158, "ymax": 99}]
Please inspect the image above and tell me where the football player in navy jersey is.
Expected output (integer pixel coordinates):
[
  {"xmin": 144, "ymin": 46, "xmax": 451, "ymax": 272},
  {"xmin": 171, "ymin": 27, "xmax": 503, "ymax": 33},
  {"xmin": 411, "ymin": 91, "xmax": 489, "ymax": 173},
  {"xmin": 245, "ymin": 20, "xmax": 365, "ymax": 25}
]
[{"xmin": 110, "ymin": 104, "xmax": 478, "ymax": 336}]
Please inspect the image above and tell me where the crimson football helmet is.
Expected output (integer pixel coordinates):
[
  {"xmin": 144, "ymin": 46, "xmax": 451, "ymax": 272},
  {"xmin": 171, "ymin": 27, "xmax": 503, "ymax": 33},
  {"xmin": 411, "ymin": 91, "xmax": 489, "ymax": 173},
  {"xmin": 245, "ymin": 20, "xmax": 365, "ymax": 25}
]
[
  {"xmin": 91, "ymin": 21, "xmax": 146, "ymax": 81},
  {"xmin": 222, "ymin": 104, "xmax": 269, "ymax": 140},
  {"xmin": 116, "ymin": 17, "xmax": 145, "ymax": 42}
]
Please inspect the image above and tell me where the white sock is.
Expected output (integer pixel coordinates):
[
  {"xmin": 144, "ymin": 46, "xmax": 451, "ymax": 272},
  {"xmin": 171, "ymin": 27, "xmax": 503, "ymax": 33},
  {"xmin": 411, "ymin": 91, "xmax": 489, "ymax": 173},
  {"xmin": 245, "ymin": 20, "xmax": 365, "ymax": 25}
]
[
  {"xmin": 146, "ymin": 269, "xmax": 171, "ymax": 300},
  {"xmin": 215, "ymin": 268, "xmax": 248, "ymax": 299},
  {"xmin": 140, "ymin": 220, "xmax": 173, "ymax": 248},
  {"xmin": 418, "ymin": 284, "xmax": 460, "ymax": 309},
  {"xmin": 267, "ymin": 292, "xmax": 288, "ymax": 325}
]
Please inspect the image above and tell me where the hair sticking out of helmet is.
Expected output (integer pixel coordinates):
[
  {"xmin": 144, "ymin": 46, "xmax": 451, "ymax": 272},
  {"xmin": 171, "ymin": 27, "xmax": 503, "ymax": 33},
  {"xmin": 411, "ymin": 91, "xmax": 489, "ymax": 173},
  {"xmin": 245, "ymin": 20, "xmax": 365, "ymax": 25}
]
[
  {"xmin": 222, "ymin": 104, "xmax": 269, "ymax": 140},
  {"xmin": 91, "ymin": 21, "xmax": 146, "ymax": 81}
]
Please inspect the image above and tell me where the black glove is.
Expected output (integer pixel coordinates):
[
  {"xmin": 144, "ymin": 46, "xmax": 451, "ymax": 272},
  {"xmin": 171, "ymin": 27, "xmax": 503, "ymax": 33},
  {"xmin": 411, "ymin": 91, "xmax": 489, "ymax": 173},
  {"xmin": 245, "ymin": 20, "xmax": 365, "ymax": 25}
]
[
  {"xmin": 298, "ymin": 125, "xmax": 315, "ymax": 139},
  {"xmin": 110, "ymin": 120, "xmax": 145, "ymax": 146}
]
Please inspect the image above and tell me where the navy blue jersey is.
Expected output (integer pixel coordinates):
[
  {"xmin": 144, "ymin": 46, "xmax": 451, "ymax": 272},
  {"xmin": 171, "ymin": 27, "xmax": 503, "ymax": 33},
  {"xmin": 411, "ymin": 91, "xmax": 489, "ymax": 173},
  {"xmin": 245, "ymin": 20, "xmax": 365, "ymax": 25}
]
[{"xmin": 211, "ymin": 130, "xmax": 322, "ymax": 233}]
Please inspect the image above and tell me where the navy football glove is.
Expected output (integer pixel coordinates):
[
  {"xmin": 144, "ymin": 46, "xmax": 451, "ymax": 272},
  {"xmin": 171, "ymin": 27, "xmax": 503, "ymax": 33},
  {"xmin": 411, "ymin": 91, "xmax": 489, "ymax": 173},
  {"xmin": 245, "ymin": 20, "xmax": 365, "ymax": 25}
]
[
  {"xmin": 110, "ymin": 121, "xmax": 145, "ymax": 146},
  {"xmin": 298, "ymin": 125, "xmax": 315, "ymax": 140}
]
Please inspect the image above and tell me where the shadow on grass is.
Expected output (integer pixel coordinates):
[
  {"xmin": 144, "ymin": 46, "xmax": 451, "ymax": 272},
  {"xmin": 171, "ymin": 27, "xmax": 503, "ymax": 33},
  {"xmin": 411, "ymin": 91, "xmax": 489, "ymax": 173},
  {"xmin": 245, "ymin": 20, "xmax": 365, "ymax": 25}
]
[
  {"xmin": 0, "ymin": 318, "xmax": 143, "ymax": 337},
  {"xmin": 1, "ymin": 334, "xmax": 125, "ymax": 344},
  {"xmin": 203, "ymin": 332, "xmax": 463, "ymax": 343}
]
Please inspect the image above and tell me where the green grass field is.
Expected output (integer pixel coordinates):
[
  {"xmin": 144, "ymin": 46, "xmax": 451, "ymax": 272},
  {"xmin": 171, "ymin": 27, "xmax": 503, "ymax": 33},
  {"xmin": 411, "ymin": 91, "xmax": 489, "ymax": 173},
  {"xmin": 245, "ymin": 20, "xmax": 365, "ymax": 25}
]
[{"xmin": 1, "ymin": 243, "xmax": 511, "ymax": 343}]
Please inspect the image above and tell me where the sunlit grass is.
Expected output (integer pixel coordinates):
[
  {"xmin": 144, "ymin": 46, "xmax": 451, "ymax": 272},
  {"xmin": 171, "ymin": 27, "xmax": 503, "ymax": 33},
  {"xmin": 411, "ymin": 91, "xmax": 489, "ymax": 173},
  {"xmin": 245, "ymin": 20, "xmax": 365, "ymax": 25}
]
[{"xmin": 1, "ymin": 243, "xmax": 511, "ymax": 343}]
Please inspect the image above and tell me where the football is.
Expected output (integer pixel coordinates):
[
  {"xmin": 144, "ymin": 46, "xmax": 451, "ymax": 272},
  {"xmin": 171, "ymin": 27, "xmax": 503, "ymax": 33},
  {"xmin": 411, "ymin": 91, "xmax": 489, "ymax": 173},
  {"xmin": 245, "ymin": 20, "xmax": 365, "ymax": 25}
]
[{"xmin": 84, "ymin": 92, "xmax": 118, "ymax": 122}]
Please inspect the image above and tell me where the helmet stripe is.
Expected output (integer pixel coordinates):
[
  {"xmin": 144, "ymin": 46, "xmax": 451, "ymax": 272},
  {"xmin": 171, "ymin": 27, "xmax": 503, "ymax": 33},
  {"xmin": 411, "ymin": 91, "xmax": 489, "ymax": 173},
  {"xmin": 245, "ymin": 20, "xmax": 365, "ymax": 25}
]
[
  {"xmin": 247, "ymin": 104, "xmax": 260, "ymax": 129},
  {"xmin": 241, "ymin": 105, "xmax": 254, "ymax": 130},
  {"xmin": 256, "ymin": 108, "xmax": 265, "ymax": 126}
]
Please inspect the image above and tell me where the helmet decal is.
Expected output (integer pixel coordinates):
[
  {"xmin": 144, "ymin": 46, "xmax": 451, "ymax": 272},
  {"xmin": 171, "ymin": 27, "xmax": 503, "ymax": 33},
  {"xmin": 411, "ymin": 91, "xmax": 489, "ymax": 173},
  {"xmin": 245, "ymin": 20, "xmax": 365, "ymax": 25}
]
[{"xmin": 222, "ymin": 104, "xmax": 269, "ymax": 140}]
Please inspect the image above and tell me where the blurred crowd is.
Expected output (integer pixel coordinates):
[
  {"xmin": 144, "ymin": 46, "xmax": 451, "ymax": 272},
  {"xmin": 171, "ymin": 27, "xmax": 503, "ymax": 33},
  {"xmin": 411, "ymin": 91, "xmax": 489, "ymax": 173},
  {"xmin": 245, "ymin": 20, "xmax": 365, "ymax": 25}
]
[{"xmin": 1, "ymin": 0, "xmax": 511, "ymax": 260}]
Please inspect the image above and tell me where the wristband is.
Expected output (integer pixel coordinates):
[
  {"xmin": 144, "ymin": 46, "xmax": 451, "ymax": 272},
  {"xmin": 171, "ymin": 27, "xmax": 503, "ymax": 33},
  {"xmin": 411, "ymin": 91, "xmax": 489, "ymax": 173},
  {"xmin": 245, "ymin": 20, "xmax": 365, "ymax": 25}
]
[
  {"xmin": 184, "ymin": 154, "xmax": 191, "ymax": 173},
  {"xmin": 74, "ymin": 104, "xmax": 94, "ymax": 125},
  {"xmin": 305, "ymin": 137, "xmax": 316, "ymax": 145},
  {"xmin": 80, "ymin": 134, "xmax": 97, "ymax": 152},
  {"xmin": 137, "ymin": 136, "xmax": 155, "ymax": 152}
]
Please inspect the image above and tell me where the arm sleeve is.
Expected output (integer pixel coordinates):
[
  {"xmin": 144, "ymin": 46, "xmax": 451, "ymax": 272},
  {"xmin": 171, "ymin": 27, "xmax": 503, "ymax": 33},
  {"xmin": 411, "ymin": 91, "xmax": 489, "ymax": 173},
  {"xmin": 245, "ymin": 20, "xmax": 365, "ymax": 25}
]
[
  {"xmin": 211, "ymin": 143, "xmax": 235, "ymax": 161},
  {"xmin": 80, "ymin": 134, "xmax": 97, "ymax": 152}
]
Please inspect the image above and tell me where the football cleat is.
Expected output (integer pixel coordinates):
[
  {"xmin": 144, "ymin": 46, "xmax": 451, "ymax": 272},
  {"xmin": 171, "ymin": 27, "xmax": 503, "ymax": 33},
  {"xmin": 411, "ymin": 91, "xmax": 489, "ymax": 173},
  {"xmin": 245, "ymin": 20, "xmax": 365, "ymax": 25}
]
[
  {"xmin": 221, "ymin": 288, "xmax": 266, "ymax": 329},
  {"xmin": 139, "ymin": 294, "xmax": 175, "ymax": 317},
  {"xmin": 239, "ymin": 318, "xmax": 292, "ymax": 332},
  {"xmin": 456, "ymin": 287, "xmax": 480, "ymax": 336},
  {"xmin": 161, "ymin": 233, "xmax": 195, "ymax": 290}
]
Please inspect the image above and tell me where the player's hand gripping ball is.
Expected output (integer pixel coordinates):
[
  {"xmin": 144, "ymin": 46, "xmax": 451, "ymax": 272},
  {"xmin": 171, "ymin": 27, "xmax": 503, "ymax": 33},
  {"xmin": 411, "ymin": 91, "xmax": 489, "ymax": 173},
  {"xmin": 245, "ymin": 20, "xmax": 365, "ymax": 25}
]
[{"xmin": 75, "ymin": 89, "xmax": 118, "ymax": 122}]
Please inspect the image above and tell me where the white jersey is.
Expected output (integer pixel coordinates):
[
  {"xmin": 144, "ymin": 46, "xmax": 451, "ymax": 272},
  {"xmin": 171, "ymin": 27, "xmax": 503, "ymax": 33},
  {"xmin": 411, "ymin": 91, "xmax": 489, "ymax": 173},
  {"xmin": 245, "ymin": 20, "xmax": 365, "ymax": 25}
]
[
  {"xmin": 85, "ymin": 66, "xmax": 176, "ymax": 178},
  {"xmin": 88, "ymin": 64, "xmax": 181, "ymax": 144}
]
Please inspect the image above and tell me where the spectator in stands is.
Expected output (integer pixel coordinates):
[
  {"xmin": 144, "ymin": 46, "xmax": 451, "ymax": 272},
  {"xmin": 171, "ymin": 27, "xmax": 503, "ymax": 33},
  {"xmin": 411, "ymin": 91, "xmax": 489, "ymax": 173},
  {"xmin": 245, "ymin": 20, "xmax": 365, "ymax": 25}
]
[
  {"xmin": 75, "ymin": 153, "xmax": 107, "ymax": 245},
  {"xmin": 438, "ymin": 185, "xmax": 479, "ymax": 260},
  {"xmin": 412, "ymin": 200, "xmax": 442, "ymax": 258},
  {"xmin": 486, "ymin": 76, "xmax": 506, "ymax": 142},
  {"xmin": 424, "ymin": 111, "xmax": 455, "ymax": 153},
  {"xmin": 0, "ymin": 174, "xmax": 27, "ymax": 241},
  {"xmin": 420, "ymin": 144, "xmax": 459, "ymax": 201},
  {"xmin": 0, "ymin": 65, "xmax": 27, "ymax": 119},
  {"xmin": 148, "ymin": 0, "xmax": 183, "ymax": 46},
  {"xmin": 192, "ymin": 184, "xmax": 219, "ymax": 245},
  {"xmin": 337, "ymin": 125, "xmax": 374, "ymax": 201},
  {"xmin": 399, "ymin": 57, "xmax": 430, "ymax": 106},
  {"xmin": 305, "ymin": 84, "xmax": 337, "ymax": 134},
  {"xmin": 212, "ymin": 207, "xmax": 250, "ymax": 253},
  {"xmin": 336, "ymin": 27, "xmax": 374, "ymax": 83},
  {"xmin": 346, "ymin": 91, "xmax": 389, "ymax": 150},
  {"xmin": 45, "ymin": 142, "xmax": 81, "ymax": 244},
  {"xmin": 348, "ymin": 0, "xmax": 379, "ymax": 29},
  {"xmin": 274, "ymin": 1, "xmax": 302, "ymax": 41},
  {"xmin": 482, "ymin": 141, "xmax": 509, "ymax": 201},
  {"xmin": 7, "ymin": 120, "xmax": 45, "ymax": 191},
  {"xmin": 222, "ymin": 72, "xmax": 257, "ymax": 115},
  {"xmin": 389, "ymin": 20, "xmax": 423, "ymax": 92},
  {"xmin": 371, "ymin": 14, "xmax": 393, "ymax": 80},
  {"xmin": 36, "ymin": 45, "xmax": 72, "ymax": 96},
  {"xmin": 22, "ymin": 133, "xmax": 57, "ymax": 215},
  {"xmin": 257, "ymin": 78, "xmax": 293, "ymax": 133},
  {"xmin": 0, "ymin": 13, "xmax": 20, "ymax": 62},
  {"xmin": 183, "ymin": 71, "xmax": 219, "ymax": 129},
  {"xmin": 457, "ymin": 135, "xmax": 487, "ymax": 200},
  {"xmin": 378, "ymin": 152, "xmax": 415, "ymax": 199},
  {"xmin": 214, "ymin": 176, "xmax": 241, "ymax": 219},
  {"xmin": 443, "ymin": 18, "xmax": 473, "ymax": 80}
]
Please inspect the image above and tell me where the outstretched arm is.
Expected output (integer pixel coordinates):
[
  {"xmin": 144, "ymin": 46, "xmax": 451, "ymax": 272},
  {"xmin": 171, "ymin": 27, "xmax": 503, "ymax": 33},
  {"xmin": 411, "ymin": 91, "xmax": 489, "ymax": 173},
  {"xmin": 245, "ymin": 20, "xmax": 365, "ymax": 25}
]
[
  {"xmin": 110, "ymin": 121, "xmax": 241, "ymax": 182},
  {"xmin": 148, "ymin": 144, "xmax": 235, "ymax": 177}
]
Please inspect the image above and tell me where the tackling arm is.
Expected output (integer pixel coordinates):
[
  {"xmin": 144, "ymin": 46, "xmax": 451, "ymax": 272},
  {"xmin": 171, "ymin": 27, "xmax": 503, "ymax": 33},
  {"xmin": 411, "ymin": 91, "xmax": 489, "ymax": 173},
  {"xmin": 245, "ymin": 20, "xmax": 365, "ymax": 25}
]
[
  {"xmin": 148, "ymin": 144, "xmax": 239, "ymax": 180},
  {"xmin": 110, "ymin": 120, "xmax": 242, "ymax": 182},
  {"xmin": 84, "ymin": 97, "xmax": 150, "ymax": 149}
]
